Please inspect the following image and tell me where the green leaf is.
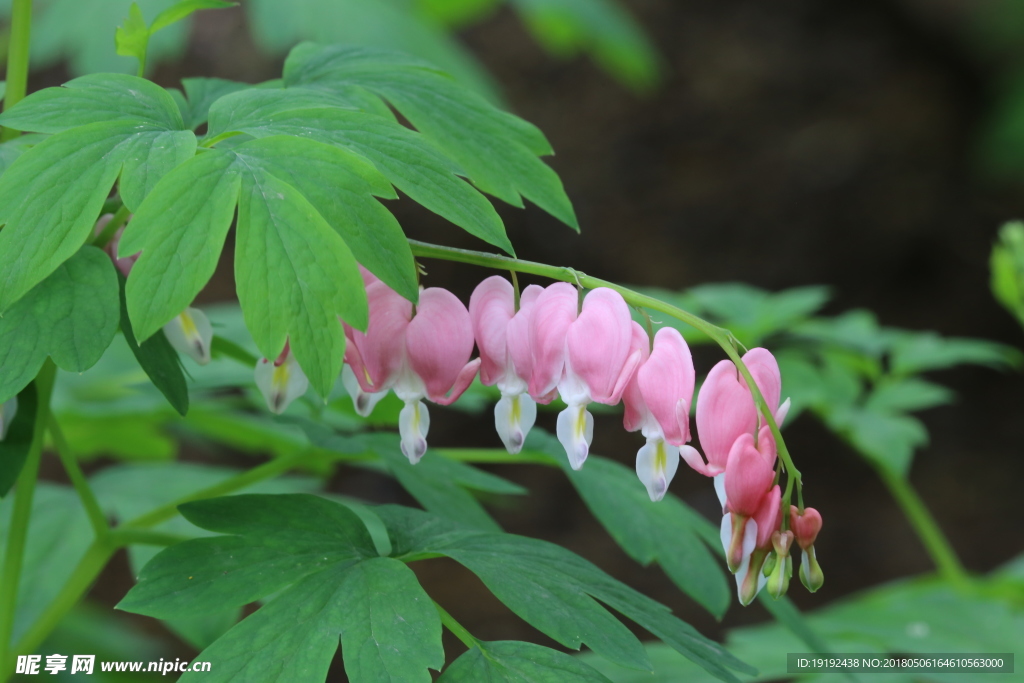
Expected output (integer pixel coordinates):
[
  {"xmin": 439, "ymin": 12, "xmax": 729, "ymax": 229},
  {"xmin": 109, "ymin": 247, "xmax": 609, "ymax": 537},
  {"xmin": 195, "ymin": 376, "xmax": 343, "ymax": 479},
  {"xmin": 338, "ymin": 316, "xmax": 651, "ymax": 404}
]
[
  {"xmin": 0, "ymin": 383, "xmax": 36, "ymax": 497},
  {"xmin": 0, "ymin": 73, "xmax": 185, "ymax": 133},
  {"xmin": 417, "ymin": 0, "xmax": 500, "ymax": 28},
  {"xmin": 439, "ymin": 640, "xmax": 614, "ymax": 682},
  {"xmin": 118, "ymin": 494, "xmax": 376, "ymax": 619},
  {"xmin": 293, "ymin": 424, "xmax": 523, "ymax": 531},
  {"xmin": 178, "ymin": 558, "xmax": 442, "ymax": 683},
  {"xmin": 523, "ymin": 432, "xmax": 730, "ymax": 618},
  {"xmin": 55, "ymin": 413, "xmax": 176, "ymax": 462},
  {"xmin": 0, "ymin": 134, "xmax": 42, "ymax": 177},
  {"xmin": 119, "ymin": 494, "xmax": 444, "ymax": 683},
  {"xmin": 28, "ymin": 0, "xmax": 186, "ymax": 75},
  {"xmin": 94, "ymin": 462, "xmax": 320, "ymax": 649},
  {"xmin": 225, "ymin": 127, "xmax": 417, "ymax": 301},
  {"xmin": 284, "ymin": 44, "xmax": 577, "ymax": 230},
  {"xmin": 826, "ymin": 406, "xmax": 927, "ymax": 477},
  {"xmin": 150, "ymin": 0, "xmax": 236, "ymax": 33},
  {"xmin": 864, "ymin": 378, "xmax": 953, "ymax": 414},
  {"xmin": 888, "ymin": 332, "xmax": 1020, "ymax": 375},
  {"xmin": 246, "ymin": 0, "xmax": 500, "ymax": 101},
  {"xmin": 116, "ymin": 272, "xmax": 189, "ymax": 416},
  {"xmin": 208, "ymin": 91, "xmax": 511, "ymax": 257},
  {"xmin": 0, "ymin": 247, "xmax": 120, "ymax": 404},
  {"xmin": 0, "ymin": 76, "xmax": 194, "ymax": 310},
  {"xmin": 380, "ymin": 505, "xmax": 753, "ymax": 682},
  {"xmin": 120, "ymin": 149, "xmax": 241, "ymax": 343},
  {"xmin": 590, "ymin": 577, "xmax": 1022, "ymax": 683},
  {"xmin": 684, "ymin": 283, "xmax": 830, "ymax": 346},
  {"xmin": 122, "ymin": 136, "xmax": 380, "ymax": 396},
  {"xmin": 178, "ymin": 77, "xmax": 250, "ymax": 130},
  {"xmin": 116, "ymin": 3, "xmax": 149, "ymax": 64},
  {"xmin": 0, "ymin": 483, "xmax": 95, "ymax": 645},
  {"xmin": 508, "ymin": 0, "xmax": 658, "ymax": 90}
]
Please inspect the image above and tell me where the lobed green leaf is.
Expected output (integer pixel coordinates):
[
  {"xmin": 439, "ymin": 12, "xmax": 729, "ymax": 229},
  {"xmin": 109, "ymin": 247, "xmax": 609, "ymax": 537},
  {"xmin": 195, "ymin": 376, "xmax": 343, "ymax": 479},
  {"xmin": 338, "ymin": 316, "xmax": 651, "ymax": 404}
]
[
  {"xmin": 439, "ymin": 640, "xmax": 614, "ymax": 682},
  {"xmin": 283, "ymin": 44, "xmax": 577, "ymax": 230},
  {"xmin": 0, "ymin": 247, "xmax": 120, "ymax": 404},
  {"xmin": 208, "ymin": 93, "xmax": 511, "ymax": 258},
  {"xmin": 525, "ymin": 432, "xmax": 730, "ymax": 618}
]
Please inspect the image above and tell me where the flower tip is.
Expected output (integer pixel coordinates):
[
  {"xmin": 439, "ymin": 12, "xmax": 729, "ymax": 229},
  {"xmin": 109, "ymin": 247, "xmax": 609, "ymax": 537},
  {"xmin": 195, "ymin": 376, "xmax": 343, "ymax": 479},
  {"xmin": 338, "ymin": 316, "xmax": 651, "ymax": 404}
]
[
  {"xmin": 164, "ymin": 307, "xmax": 213, "ymax": 366},
  {"xmin": 401, "ymin": 437, "xmax": 428, "ymax": 464}
]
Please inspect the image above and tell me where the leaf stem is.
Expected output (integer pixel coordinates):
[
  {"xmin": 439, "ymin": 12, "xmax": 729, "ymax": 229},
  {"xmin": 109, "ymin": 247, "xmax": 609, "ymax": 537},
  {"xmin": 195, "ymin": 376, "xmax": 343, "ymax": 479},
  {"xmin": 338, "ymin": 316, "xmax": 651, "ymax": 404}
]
[
  {"xmin": 0, "ymin": 0, "xmax": 31, "ymax": 141},
  {"xmin": 91, "ymin": 204, "xmax": 130, "ymax": 249},
  {"xmin": 872, "ymin": 463, "xmax": 969, "ymax": 587},
  {"xmin": 199, "ymin": 130, "xmax": 242, "ymax": 148},
  {"xmin": 407, "ymin": 240, "xmax": 801, "ymax": 491},
  {"xmin": 0, "ymin": 359, "xmax": 56, "ymax": 674},
  {"xmin": 48, "ymin": 417, "xmax": 109, "ymax": 538},
  {"xmin": 107, "ymin": 528, "xmax": 188, "ymax": 547},
  {"xmin": 434, "ymin": 601, "xmax": 479, "ymax": 649}
]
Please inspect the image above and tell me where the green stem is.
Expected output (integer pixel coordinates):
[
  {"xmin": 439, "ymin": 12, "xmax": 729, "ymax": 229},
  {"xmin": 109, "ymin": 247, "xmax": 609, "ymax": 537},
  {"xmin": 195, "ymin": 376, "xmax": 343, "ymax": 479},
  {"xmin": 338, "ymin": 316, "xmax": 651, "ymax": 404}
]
[
  {"xmin": 199, "ymin": 130, "xmax": 242, "ymax": 148},
  {"xmin": 48, "ymin": 417, "xmax": 109, "ymax": 538},
  {"xmin": 107, "ymin": 528, "xmax": 188, "ymax": 547},
  {"xmin": 120, "ymin": 449, "xmax": 315, "ymax": 529},
  {"xmin": 91, "ymin": 204, "xmax": 130, "ymax": 249},
  {"xmin": 0, "ymin": 0, "xmax": 31, "ymax": 141},
  {"xmin": 408, "ymin": 240, "xmax": 801, "ymax": 489},
  {"xmin": 0, "ymin": 360, "xmax": 56, "ymax": 672},
  {"xmin": 434, "ymin": 601, "xmax": 479, "ymax": 649},
  {"xmin": 873, "ymin": 464, "xmax": 969, "ymax": 586}
]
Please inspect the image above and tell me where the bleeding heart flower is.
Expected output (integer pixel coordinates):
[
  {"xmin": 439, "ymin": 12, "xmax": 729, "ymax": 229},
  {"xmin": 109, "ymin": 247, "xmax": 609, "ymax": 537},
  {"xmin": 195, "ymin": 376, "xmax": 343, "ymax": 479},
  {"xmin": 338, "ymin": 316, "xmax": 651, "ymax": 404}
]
[
  {"xmin": 345, "ymin": 284, "xmax": 480, "ymax": 463},
  {"xmin": 163, "ymin": 307, "xmax": 213, "ymax": 365},
  {"xmin": 684, "ymin": 347, "xmax": 791, "ymax": 509},
  {"xmin": 254, "ymin": 344, "xmax": 309, "ymax": 414},
  {"xmin": 623, "ymin": 326, "xmax": 698, "ymax": 501},
  {"xmin": 534, "ymin": 286, "xmax": 641, "ymax": 470},
  {"xmin": 721, "ymin": 426, "xmax": 777, "ymax": 571},
  {"xmin": 470, "ymin": 276, "xmax": 542, "ymax": 454}
]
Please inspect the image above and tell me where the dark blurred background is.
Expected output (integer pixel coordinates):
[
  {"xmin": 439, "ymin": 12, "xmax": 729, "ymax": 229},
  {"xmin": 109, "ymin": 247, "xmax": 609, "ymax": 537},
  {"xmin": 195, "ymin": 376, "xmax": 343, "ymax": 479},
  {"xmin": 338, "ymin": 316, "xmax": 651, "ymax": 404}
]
[{"xmin": 24, "ymin": 0, "xmax": 1024, "ymax": 668}]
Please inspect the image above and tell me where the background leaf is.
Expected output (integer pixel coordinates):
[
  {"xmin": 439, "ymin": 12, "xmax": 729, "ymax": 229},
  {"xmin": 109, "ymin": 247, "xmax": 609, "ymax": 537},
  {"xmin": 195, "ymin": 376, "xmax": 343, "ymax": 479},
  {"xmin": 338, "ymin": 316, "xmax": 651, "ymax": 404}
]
[
  {"xmin": 439, "ymin": 640, "xmax": 615, "ymax": 682},
  {"xmin": 116, "ymin": 272, "xmax": 189, "ymax": 416},
  {"xmin": 0, "ymin": 247, "xmax": 119, "ymax": 404}
]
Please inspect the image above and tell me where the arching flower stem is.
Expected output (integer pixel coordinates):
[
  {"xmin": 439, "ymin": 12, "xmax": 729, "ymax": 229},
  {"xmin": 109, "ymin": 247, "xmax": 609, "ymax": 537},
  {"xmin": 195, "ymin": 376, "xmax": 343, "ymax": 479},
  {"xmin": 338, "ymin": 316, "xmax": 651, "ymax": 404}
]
[{"xmin": 407, "ymin": 238, "xmax": 803, "ymax": 503}]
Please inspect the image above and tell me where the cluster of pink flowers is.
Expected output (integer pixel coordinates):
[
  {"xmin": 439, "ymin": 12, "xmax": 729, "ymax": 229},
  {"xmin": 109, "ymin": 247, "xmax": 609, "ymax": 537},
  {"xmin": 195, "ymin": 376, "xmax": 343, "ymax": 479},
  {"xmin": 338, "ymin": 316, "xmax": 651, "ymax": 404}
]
[
  {"xmin": 335, "ymin": 272, "xmax": 824, "ymax": 603},
  {"xmin": 687, "ymin": 350, "xmax": 823, "ymax": 602},
  {"xmin": 99, "ymin": 217, "xmax": 824, "ymax": 606}
]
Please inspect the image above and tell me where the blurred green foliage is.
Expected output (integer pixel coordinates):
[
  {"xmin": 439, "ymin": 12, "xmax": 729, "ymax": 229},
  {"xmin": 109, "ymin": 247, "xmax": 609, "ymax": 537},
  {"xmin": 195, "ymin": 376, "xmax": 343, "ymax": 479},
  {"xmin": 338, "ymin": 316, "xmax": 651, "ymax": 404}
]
[{"xmin": 0, "ymin": 0, "xmax": 658, "ymax": 99}]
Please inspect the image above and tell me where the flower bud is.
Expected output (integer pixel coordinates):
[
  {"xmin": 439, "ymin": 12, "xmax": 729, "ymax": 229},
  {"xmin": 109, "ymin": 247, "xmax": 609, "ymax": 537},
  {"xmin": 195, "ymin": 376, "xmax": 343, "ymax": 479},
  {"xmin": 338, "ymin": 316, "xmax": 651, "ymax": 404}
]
[
  {"xmin": 766, "ymin": 530, "xmax": 794, "ymax": 599},
  {"xmin": 799, "ymin": 545, "xmax": 825, "ymax": 593},
  {"xmin": 790, "ymin": 507, "xmax": 822, "ymax": 551}
]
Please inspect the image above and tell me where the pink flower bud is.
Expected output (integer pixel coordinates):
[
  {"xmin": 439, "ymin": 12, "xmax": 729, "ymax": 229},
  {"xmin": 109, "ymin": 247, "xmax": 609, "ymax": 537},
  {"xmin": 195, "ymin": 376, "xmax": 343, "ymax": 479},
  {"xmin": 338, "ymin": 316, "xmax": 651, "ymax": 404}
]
[{"xmin": 790, "ymin": 506, "xmax": 823, "ymax": 551}]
